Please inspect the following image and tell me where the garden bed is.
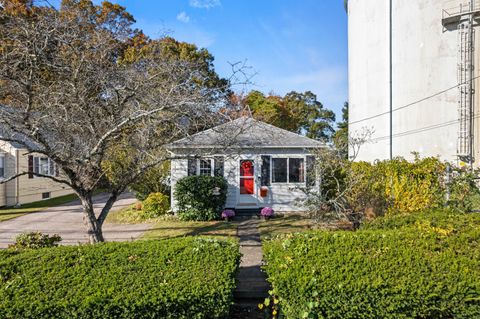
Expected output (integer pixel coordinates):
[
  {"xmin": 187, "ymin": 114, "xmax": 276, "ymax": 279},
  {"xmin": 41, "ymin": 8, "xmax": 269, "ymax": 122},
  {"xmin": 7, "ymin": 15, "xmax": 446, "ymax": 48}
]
[
  {"xmin": 0, "ymin": 237, "xmax": 241, "ymax": 318},
  {"xmin": 263, "ymin": 209, "xmax": 480, "ymax": 318}
]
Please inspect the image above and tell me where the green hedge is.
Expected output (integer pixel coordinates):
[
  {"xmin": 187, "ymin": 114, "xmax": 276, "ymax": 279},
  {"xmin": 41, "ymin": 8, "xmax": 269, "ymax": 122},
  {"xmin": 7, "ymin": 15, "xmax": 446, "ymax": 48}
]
[
  {"xmin": 263, "ymin": 210, "xmax": 480, "ymax": 318},
  {"xmin": 174, "ymin": 176, "xmax": 228, "ymax": 221},
  {"xmin": 0, "ymin": 238, "xmax": 240, "ymax": 319},
  {"xmin": 361, "ymin": 209, "xmax": 480, "ymax": 232}
]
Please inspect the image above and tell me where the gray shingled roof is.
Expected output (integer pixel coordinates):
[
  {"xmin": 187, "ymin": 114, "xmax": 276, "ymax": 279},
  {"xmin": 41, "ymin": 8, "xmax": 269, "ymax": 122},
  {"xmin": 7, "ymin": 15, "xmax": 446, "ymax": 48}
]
[{"xmin": 167, "ymin": 117, "xmax": 326, "ymax": 149}]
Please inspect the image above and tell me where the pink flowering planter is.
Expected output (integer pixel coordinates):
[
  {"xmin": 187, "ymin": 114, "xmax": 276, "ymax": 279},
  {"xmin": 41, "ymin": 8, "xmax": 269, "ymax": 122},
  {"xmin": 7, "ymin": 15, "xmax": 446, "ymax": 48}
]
[
  {"xmin": 260, "ymin": 207, "xmax": 274, "ymax": 220},
  {"xmin": 221, "ymin": 209, "xmax": 235, "ymax": 222}
]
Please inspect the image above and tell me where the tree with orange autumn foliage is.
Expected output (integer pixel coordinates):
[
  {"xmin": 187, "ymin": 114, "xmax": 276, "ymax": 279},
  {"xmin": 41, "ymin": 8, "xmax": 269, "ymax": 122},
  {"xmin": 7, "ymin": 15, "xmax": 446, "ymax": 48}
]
[{"xmin": 0, "ymin": 0, "xmax": 237, "ymax": 243}]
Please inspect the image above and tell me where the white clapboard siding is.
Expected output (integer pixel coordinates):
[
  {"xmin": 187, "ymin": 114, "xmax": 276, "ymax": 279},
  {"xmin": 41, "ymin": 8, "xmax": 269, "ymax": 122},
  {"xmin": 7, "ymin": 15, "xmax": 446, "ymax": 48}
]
[{"xmin": 170, "ymin": 148, "xmax": 313, "ymax": 212}]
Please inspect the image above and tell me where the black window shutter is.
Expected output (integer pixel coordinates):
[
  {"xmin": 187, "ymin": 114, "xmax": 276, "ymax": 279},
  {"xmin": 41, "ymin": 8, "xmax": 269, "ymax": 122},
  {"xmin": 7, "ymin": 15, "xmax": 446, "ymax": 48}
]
[
  {"xmin": 28, "ymin": 155, "xmax": 34, "ymax": 179},
  {"xmin": 306, "ymin": 156, "xmax": 316, "ymax": 186},
  {"xmin": 55, "ymin": 163, "xmax": 60, "ymax": 177},
  {"xmin": 214, "ymin": 156, "xmax": 224, "ymax": 177},
  {"xmin": 188, "ymin": 159, "xmax": 197, "ymax": 176},
  {"xmin": 49, "ymin": 159, "xmax": 54, "ymax": 176},
  {"xmin": 261, "ymin": 155, "xmax": 271, "ymax": 186}
]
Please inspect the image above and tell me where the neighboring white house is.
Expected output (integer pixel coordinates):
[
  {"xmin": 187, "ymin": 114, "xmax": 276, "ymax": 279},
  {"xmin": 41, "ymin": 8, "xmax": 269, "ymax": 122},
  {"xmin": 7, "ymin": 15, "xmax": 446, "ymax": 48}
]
[
  {"xmin": 167, "ymin": 117, "xmax": 324, "ymax": 213},
  {"xmin": 0, "ymin": 141, "xmax": 73, "ymax": 207}
]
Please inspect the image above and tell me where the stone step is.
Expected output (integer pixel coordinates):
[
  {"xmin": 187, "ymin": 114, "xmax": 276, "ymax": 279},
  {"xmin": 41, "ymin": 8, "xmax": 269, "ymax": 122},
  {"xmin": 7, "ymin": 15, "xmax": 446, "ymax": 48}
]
[
  {"xmin": 235, "ymin": 208, "xmax": 262, "ymax": 216},
  {"xmin": 229, "ymin": 303, "xmax": 265, "ymax": 319},
  {"xmin": 234, "ymin": 289, "xmax": 269, "ymax": 300}
]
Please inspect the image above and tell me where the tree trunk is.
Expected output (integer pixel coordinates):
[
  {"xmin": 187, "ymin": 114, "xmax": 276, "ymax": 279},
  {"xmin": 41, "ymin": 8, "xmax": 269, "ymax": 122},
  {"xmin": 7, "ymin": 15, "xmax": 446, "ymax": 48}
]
[{"xmin": 80, "ymin": 194, "xmax": 104, "ymax": 244}]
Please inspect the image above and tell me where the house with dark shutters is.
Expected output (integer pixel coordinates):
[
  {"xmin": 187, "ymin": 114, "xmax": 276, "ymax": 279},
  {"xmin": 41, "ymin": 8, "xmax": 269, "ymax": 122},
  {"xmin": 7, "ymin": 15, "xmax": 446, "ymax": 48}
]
[
  {"xmin": 167, "ymin": 117, "xmax": 325, "ymax": 212},
  {"xmin": 0, "ymin": 141, "xmax": 72, "ymax": 206}
]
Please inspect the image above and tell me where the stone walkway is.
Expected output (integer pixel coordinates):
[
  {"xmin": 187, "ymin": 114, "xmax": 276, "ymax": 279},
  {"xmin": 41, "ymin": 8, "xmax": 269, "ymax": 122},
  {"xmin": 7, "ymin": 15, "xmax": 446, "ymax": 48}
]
[{"xmin": 231, "ymin": 217, "xmax": 270, "ymax": 319}]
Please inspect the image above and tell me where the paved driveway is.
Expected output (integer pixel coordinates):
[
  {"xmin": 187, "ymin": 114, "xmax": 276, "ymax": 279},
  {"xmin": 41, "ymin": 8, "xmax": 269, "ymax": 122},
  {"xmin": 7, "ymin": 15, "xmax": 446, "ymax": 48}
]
[{"xmin": 0, "ymin": 193, "xmax": 152, "ymax": 248}]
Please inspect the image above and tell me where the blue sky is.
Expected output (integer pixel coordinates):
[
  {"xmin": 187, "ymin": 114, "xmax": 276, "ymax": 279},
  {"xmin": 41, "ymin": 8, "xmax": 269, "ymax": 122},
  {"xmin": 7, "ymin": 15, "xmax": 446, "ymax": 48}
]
[{"xmin": 109, "ymin": 0, "xmax": 348, "ymax": 119}]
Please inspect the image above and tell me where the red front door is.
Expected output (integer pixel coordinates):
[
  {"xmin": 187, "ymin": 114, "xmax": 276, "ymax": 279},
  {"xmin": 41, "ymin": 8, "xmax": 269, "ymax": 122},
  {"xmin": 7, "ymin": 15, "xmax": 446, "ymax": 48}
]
[
  {"xmin": 240, "ymin": 160, "xmax": 254, "ymax": 194},
  {"xmin": 238, "ymin": 159, "xmax": 257, "ymax": 207}
]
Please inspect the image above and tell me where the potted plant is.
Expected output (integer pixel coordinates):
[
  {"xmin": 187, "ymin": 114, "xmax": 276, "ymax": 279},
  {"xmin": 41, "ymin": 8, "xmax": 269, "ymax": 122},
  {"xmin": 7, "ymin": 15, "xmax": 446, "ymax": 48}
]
[
  {"xmin": 221, "ymin": 209, "xmax": 235, "ymax": 222},
  {"xmin": 260, "ymin": 207, "xmax": 274, "ymax": 220}
]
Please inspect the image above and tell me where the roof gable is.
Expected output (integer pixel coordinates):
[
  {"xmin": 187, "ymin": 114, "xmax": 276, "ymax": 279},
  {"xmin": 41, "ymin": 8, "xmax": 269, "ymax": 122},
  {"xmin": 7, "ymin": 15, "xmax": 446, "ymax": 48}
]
[{"xmin": 167, "ymin": 117, "xmax": 326, "ymax": 149}]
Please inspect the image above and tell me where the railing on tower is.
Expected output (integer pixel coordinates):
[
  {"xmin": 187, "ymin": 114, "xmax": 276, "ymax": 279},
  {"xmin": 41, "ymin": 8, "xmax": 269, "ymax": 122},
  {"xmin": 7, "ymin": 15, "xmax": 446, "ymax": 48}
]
[{"xmin": 443, "ymin": 1, "xmax": 480, "ymax": 26}]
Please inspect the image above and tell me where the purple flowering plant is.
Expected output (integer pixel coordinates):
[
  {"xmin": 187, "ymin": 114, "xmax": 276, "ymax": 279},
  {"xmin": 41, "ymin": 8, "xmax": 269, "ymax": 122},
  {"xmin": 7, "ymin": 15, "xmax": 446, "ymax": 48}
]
[
  {"xmin": 260, "ymin": 207, "xmax": 274, "ymax": 217},
  {"xmin": 221, "ymin": 209, "xmax": 235, "ymax": 219}
]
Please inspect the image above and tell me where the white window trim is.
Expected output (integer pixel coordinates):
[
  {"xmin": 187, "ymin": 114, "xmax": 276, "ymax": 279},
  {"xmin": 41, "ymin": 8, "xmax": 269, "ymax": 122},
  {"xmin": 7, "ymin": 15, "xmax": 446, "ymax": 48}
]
[
  {"xmin": 33, "ymin": 156, "xmax": 56, "ymax": 177},
  {"xmin": 270, "ymin": 155, "xmax": 306, "ymax": 185},
  {"xmin": 196, "ymin": 158, "xmax": 214, "ymax": 177}
]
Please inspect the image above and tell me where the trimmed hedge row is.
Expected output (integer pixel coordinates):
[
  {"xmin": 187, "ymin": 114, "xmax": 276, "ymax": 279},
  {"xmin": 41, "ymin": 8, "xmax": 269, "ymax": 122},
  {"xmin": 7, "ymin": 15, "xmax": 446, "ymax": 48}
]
[
  {"xmin": 361, "ymin": 209, "xmax": 480, "ymax": 232},
  {"xmin": 263, "ymin": 210, "xmax": 480, "ymax": 318},
  {"xmin": 0, "ymin": 237, "xmax": 240, "ymax": 319}
]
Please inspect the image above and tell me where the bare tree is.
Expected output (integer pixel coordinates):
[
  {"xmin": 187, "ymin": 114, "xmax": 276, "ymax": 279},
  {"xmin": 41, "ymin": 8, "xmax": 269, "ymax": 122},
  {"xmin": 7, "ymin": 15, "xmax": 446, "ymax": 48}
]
[
  {"xmin": 302, "ymin": 128, "xmax": 373, "ymax": 228},
  {"xmin": 0, "ymin": 0, "xmax": 241, "ymax": 243}
]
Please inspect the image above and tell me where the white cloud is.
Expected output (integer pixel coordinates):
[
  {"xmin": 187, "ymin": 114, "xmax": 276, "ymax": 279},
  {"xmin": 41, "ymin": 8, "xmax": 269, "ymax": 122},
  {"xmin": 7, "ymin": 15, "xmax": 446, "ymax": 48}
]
[
  {"xmin": 189, "ymin": 0, "xmax": 221, "ymax": 9},
  {"xmin": 176, "ymin": 11, "xmax": 190, "ymax": 23}
]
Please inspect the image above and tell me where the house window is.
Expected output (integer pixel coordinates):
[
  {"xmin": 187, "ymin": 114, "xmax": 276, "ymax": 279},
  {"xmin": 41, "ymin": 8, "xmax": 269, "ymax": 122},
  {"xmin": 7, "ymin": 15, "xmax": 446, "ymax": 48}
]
[
  {"xmin": 188, "ymin": 158, "xmax": 224, "ymax": 177},
  {"xmin": 199, "ymin": 159, "xmax": 212, "ymax": 176},
  {"xmin": 32, "ymin": 156, "xmax": 56, "ymax": 177},
  {"xmin": 42, "ymin": 192, "xmax": 51, "ymax": 199},
  {"xmin": 271, "ymin": 157, "xmax": 305, "ymax": 184},
  {"xmin": 272, "ymin": 158, "xmax": 288, "ymax": 183},
  {"xmin": 289, "ymin": 158, "xmax": 305, "ymax": 183}
]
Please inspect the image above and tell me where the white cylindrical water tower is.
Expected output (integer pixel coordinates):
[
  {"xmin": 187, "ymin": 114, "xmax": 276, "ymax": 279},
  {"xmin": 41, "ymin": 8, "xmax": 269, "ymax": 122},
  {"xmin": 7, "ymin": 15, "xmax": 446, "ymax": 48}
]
[{"xmin": 348, "ymin": 0, "xmax": 480, "ymax": 165}]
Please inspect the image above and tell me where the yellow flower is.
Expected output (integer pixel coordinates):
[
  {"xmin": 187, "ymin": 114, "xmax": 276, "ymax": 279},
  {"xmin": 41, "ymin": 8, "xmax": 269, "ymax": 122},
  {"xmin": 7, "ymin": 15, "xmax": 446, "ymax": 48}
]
[
  {"xmin": 273, "ymin": 309, "xmax": 278, "ymax": 315},
  {"xmin": 273, "ymin": 298, "xmax": 279, "ymax": 304},
  {"xmin": 258, "ymin": 303, "xmax": 264, "ymax": 310}
]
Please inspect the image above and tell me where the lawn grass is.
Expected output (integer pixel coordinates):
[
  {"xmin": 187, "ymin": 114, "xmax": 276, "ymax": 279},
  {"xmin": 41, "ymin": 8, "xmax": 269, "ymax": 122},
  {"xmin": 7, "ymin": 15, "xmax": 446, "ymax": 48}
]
[
  {"xmin": 0, "ymin": 193, "xmax": 79, "ymax": 222},
  {"xmin": 258, "ymin": 213, "xmax": 315, "ymax": 238},
  {"xmin": 143, "ymin": 219, "xmax": 238, "ymax": 239},
  {"xmin": 108, "ymin": 205, "xmax": 315, "ymax": 239},
  {"xmin": 107, "ymin": 204, "xmax": 239, "ymax": 239}
]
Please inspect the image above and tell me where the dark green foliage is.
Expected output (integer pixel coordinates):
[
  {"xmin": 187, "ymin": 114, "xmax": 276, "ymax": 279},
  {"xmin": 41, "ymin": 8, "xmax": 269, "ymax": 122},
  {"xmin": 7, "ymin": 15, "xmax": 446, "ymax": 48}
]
[
  {"xmin": 243, "ymin": 90, "xmax": 336, "ymax": 141},
  {"xmin": 174, "ymin": 176, "xmax": 228, "ymax": 221},
  {"xmin": 332, "ymin": 102, "xmax": 348, "ymax": 158},
  {"xmin": 8, "ymin": 232, "xmax": 62, "ymax": 250},
  {"xmin": 263, "ymin": 210, "xmax": 480, "ymax": 318},
  {"xmin": 0, "ymin": 238, "xmax": 240, "ymax": 319}
]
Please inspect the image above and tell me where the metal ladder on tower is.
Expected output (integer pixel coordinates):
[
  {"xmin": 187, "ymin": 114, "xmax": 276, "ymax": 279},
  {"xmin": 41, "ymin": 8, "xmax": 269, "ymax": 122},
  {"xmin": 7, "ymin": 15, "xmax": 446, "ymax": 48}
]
[
  {"xmin": 443, "ymin": 1, "xmax": 479, "ymax": 164},
  {"xmin": 457, "ymin": 21, "xmax": 474, "ymax": 160}
]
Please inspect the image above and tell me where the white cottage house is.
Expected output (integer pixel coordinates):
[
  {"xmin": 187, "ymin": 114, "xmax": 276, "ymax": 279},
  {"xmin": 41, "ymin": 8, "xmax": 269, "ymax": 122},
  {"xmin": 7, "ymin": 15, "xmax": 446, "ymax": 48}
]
[{"xmin": 167, "ymin": 117, "xmax": 325, "ymax": 214}]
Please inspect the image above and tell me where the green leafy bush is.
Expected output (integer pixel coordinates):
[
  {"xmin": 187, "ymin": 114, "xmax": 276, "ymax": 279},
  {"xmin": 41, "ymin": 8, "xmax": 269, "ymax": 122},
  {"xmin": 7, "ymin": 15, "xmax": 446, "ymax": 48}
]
[
  {"xmin": 8, "ymin": 232, "xmax": 61, "ymax": 250},
  {"xmin": 263, "ymin": 210, "xmax": 480, "ymax": 318},
  {"xmin": 142, "ymin": 192, "xmax": 170, "ymax": 218},
  {"xmin": 174, "ymin": 176, "xmax": 228, "ymax": 221},
  {"xmin": 350, "ymin": 156, "xmax": 447, "ymax": 216},
  {"xmin": 0, "ymin": 237, "xmax": 240, "ymax": 319},
  {"xmin": 308, "ymin": 153, "xmax": 480, "ymax": 223}
]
